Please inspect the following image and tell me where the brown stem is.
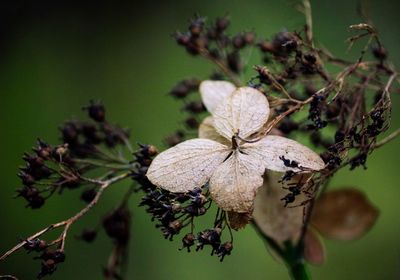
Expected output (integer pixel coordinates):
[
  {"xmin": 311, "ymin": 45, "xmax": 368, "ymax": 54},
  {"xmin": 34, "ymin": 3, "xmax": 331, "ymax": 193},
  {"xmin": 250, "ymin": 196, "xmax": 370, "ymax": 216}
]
[
  {"xmin": 373, "ymin": 128, "xmax": 400, "ymax": 148},
  {"xmin": 0, "ymin": 172, "xmax": 130, "ymax": 261},
  {"xmin": 302, "ymin": 0, "xmax": 314, "ymax": 47}
]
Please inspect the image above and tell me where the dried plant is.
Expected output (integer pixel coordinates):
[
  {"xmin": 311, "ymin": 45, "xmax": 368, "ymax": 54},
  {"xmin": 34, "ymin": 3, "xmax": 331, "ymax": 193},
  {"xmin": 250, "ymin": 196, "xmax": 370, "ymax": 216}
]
[{"xmin": 1, "ymin": 1, "xmax": 399, "ymax": 279}]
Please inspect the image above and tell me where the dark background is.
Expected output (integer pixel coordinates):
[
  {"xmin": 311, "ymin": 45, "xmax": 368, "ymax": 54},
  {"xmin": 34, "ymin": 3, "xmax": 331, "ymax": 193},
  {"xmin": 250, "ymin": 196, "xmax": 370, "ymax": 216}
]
[{"xmin": 0, "ymin": 0, "xmax": 399, "ymax": 279}]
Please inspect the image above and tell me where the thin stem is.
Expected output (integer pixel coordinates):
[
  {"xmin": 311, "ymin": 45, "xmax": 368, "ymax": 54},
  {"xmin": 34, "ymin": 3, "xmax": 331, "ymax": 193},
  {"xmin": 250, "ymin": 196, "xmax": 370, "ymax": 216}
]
[
  {"xmin": 374, "ymin": 128, "xmax": 400, "ymax": 148},
  {"xmin": 302, "ymin": 0, "xmax": 314, "ymax": 47},
  {"xmin": 0, "ymin": 172, "xmax": 130, "ymax": 261}
]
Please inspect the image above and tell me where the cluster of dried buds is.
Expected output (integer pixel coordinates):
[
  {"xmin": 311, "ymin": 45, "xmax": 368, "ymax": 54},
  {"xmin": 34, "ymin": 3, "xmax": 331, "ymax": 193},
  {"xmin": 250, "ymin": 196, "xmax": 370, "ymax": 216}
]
[
  {"xmin": 132, "ymin": 143, "xmax": 233, "ymax": 261},
  {"xmin": 174, "ymin": 15, "xmax": 255, "ymax": 74},
  {"xmin": 20, "ymin": 238, "xmax": 65, "ymax": 278},
  {"xmin": 3, "ymin": 102, "xmax": 139, "ymax": 279}
]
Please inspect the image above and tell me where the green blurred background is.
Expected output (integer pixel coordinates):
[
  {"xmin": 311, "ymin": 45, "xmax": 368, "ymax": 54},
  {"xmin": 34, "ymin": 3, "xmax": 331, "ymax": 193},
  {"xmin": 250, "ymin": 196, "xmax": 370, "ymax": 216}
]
[{"xmin": 0, "ymin": 0, "xmax": 399, "ymax": 279}]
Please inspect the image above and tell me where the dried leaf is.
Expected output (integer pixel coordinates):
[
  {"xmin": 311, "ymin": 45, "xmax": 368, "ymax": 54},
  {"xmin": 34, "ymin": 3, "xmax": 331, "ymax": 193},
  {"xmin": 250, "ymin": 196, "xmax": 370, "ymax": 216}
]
[
  {"xmin": 244, "ymin": 135, "xmax": 325, "ymax": 172},
  {"xmin": 209, "ymin": 150, "xmax": 264, "ymax": 212},
  {"xmin": 304, "ymin": 228, "xmax": 326, "ymax": 266},
  {"xmin": 198, "ymin": 116, "xmax": 230, "ymax": 145},
  {"xmin": 227, "ymin": 211, "xmax": 252, "ymax": 230},
  {"xmin": 253, "ymin": 172, "xmax": 306, "ymax": 243},
  {"xmin": 311, "ymin": 188, "xmax": 379, "ymax": 241},
  {"xmin": 199, "ymin": 80, "xmax": 236, "ymax": 114},
  {"xmin": 213, "ymin": 87, "xmax": 270, "ymax": 140},
  {"xmin": 146, "ymin": 139, "xmax": 229, "ymax": 192}
]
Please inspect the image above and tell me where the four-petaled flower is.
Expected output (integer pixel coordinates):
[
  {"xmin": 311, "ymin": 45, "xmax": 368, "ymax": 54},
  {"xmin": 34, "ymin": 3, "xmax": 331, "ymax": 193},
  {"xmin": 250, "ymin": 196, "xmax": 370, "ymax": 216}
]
[{"xmin": 146, "ymin": 80, "xmax": 325, "ymax": 214}]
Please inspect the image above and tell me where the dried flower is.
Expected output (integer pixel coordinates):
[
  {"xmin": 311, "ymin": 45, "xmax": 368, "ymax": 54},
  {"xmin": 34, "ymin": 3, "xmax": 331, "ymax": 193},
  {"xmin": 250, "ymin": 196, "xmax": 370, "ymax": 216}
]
[{"xmin": 147, "ymin": 80, "xmax": 324, "ymax": 216}]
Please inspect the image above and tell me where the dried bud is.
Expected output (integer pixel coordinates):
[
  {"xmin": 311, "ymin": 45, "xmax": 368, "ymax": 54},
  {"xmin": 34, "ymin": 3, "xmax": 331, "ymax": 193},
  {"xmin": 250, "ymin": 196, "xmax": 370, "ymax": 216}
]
[
  {"xmin": 215, "ymin": 17, "xmax": 230, "ymax": 32},
  {"xmin": 23, "ymin": 238, "xmax": 47, "ymax": 252},
  {"xmin": 78, "ymin": 229, "xmax": 97, "ymax": 243},
  {"xmin": 81, "ymin": 188, "xmax": 97, "ymax": 203},
  {"xmin": 243, "ymin": 32, "xmax": 255, "ymax": 45},
  {"xmin": 216, "ymin": 242, "xmax": 233, "ymax": 261},
  {"xmin": 165, "ymin": 131, "xmax": 185, "ymax": 147},
  {"xmin": 84, "ymin": 101, "xmax": 106, "ymax": 122},
  {"xmin": 372, "ymin": 45, "xmax": 387, "ymax": 60},
  {"xmin": 232, "ymin": 34, "xmax": 245, "ymax": 49},
  {"xmin": 180, "ymin": 233, "xmax": 196, "ymax": 252},
  {"xmin": 189, "ymin": 17, "xmax": 205, "ymax": 36},
  {"xmin": 175, "ymin": 32, "xmax": 191, "ymax": 46}
]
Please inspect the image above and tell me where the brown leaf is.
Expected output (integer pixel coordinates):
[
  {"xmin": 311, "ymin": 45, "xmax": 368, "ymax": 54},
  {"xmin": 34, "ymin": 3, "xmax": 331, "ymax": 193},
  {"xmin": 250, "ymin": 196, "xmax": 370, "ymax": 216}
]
[
  {"xmin": 227, "ymin": 211, "xmax": 252, "ymax": 230},
  {"xmin": 304, "ymin": 228, "xmax": 326, "ymax": 266},
  {"xmin": 253, "ymin": 172, "xmax": 308, "ymax": 243},
  {"xmin": 311, "ymin": 188, "xmax": 379, "ymax": 241}
]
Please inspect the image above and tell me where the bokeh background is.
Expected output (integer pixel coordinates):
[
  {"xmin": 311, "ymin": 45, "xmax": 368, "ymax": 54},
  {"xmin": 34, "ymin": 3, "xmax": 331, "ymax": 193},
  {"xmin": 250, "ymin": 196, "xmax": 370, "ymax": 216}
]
[{"xmin": 0, "ymin": 0, "xmax": 399, "ymax": 279}]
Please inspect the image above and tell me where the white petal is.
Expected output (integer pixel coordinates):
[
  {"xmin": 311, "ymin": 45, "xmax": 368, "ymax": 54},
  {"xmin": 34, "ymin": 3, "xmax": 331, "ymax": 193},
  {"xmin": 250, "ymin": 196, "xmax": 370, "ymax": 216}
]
[
  {"xmin": 209, "ymin": 150, "xmax": 265, "ymax": 212},
  {"xmin": 146, "ymin": 139, "xmax": 230, "ymax": 193},
  {"xmin": 243, "ymin": 135, "xmax": 325, "ymax": 172},
  {"xmin": 199, "ymin": 80, "xmax": 236, "ymax": 114},
  {"xmin": 213, "ymin": 87, "xmax": 270, "ymax": 140},
  {"xmin": 253, "ymin": 171, "xmax": 307, "ymax": 243},
  {"xmin": 198, "ymin": 116, "xmax": 230, "ymax": 146}
]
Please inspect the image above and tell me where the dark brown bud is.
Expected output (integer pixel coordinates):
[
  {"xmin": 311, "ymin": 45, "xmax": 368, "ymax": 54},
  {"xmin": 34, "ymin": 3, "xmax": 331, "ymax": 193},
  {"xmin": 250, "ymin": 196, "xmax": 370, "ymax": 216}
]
[
  {"xmin": 372, "ymin": 45, "xmax": 387, "ymax": 60},
  {"xmin": 215, "ymin": 17, "xmax": 230, "ymax": 32},
  {"xmin": 85, "ymin": 101, "xmax": 106, "ymax": 122},
  {"xmin": 79, "ymin": 229, "xmax": 97, "ymax": 243},
  {"xmin": 185, "ymin": 117, "xmax": 199, "ymax": 129},
  {"xmin": 168, "ymin": 220, "xmax": 183, "ymax": 233},
  {"xmin": 81, "ymin": 188, "xmax": 97, "ymax": 203},
  {"xmin": 184, "ymin": 101, "xmax": 205, "ymax": 114},
  {"xmin": 175, "ymin": 32, "xmax": 191, "ymax": 46},
  {"xmin": 232, "ymin": 34, "xmax": 245, "ymax": 49},
  {"xmin": 189, "ymin": 17, "xmax": 205, "ymax": 36},
  {"xmin": 258, "ymin": 40, "xmax": 275, "ymax": 53},
  {"xmin": 243, "ymin": 32, "xmax": 255, "ymax": 45}
]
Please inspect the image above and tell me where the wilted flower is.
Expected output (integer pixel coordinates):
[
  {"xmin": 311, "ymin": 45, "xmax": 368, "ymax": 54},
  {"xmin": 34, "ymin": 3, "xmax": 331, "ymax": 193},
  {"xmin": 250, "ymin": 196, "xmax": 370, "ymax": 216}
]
[{"xmin": 147, "ymin": 80, "xmax": 324, "ymax": 216}]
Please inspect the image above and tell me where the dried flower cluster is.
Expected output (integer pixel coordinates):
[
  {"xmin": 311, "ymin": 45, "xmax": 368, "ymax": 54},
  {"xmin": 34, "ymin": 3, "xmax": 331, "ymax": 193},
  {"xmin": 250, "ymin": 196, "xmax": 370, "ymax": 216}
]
[{"xmin": 1, "ymin": 2, "xmax": 399, "ymax": 280}]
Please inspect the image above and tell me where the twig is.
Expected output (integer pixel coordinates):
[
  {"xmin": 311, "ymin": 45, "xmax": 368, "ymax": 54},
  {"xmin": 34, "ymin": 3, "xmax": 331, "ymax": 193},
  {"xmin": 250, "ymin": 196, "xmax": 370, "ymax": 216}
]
[
  {"xmin": 0, "ymin": 276, "xmax": 19, "ymax": 280},
  {"xmin": 254, "ymin": 65, "xmax": 298, "ymax": 101},
  {"xmin": 373, "ymin": 128, "xmax": 400, "ymax": 148},
  {"xmin": 302, "ymin": 0, "xmax": 314, "ymax": 47},
  {"xmin": 0, "ymin": 172, "xmax": 130, "ymax": 261}
]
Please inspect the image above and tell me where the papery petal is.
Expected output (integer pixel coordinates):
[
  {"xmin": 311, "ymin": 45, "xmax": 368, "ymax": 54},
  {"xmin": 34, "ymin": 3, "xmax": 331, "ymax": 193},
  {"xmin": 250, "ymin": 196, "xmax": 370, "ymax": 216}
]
[
  {"xmin": 146, "ymin": 139, "xmax": 230, "ymax": 193},
  {"xmin": 199, "ymin": 80, "xmax": 236, "ymax": 114},
  {"xmin": 209, "ymin": 150, "xmax": 264, "ymax": 213},
  {"xmin": 198, "ymin": 116, "xmax": 230, "ymax": 146},
  {"xmin": 311, "ymin": 188, "xmax": 379, "ymax": 241},
  {"xmin": 213, "ymin": 87, "xmax": 270, "ymax": 140},
  {"xmin": 253, "ymin": 171, "xmax": 307, "ymax": 243},
  {"xmin": 244, "ymin": 135, "xmax": 325, "ymax": 172}
]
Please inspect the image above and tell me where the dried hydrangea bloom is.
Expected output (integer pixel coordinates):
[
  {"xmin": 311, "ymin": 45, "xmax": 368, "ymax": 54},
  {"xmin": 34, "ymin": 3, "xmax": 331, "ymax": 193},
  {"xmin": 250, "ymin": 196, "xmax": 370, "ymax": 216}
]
[{"xmin": 147, "ymin": 80, "xmax": 325, "ymax": 214}]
